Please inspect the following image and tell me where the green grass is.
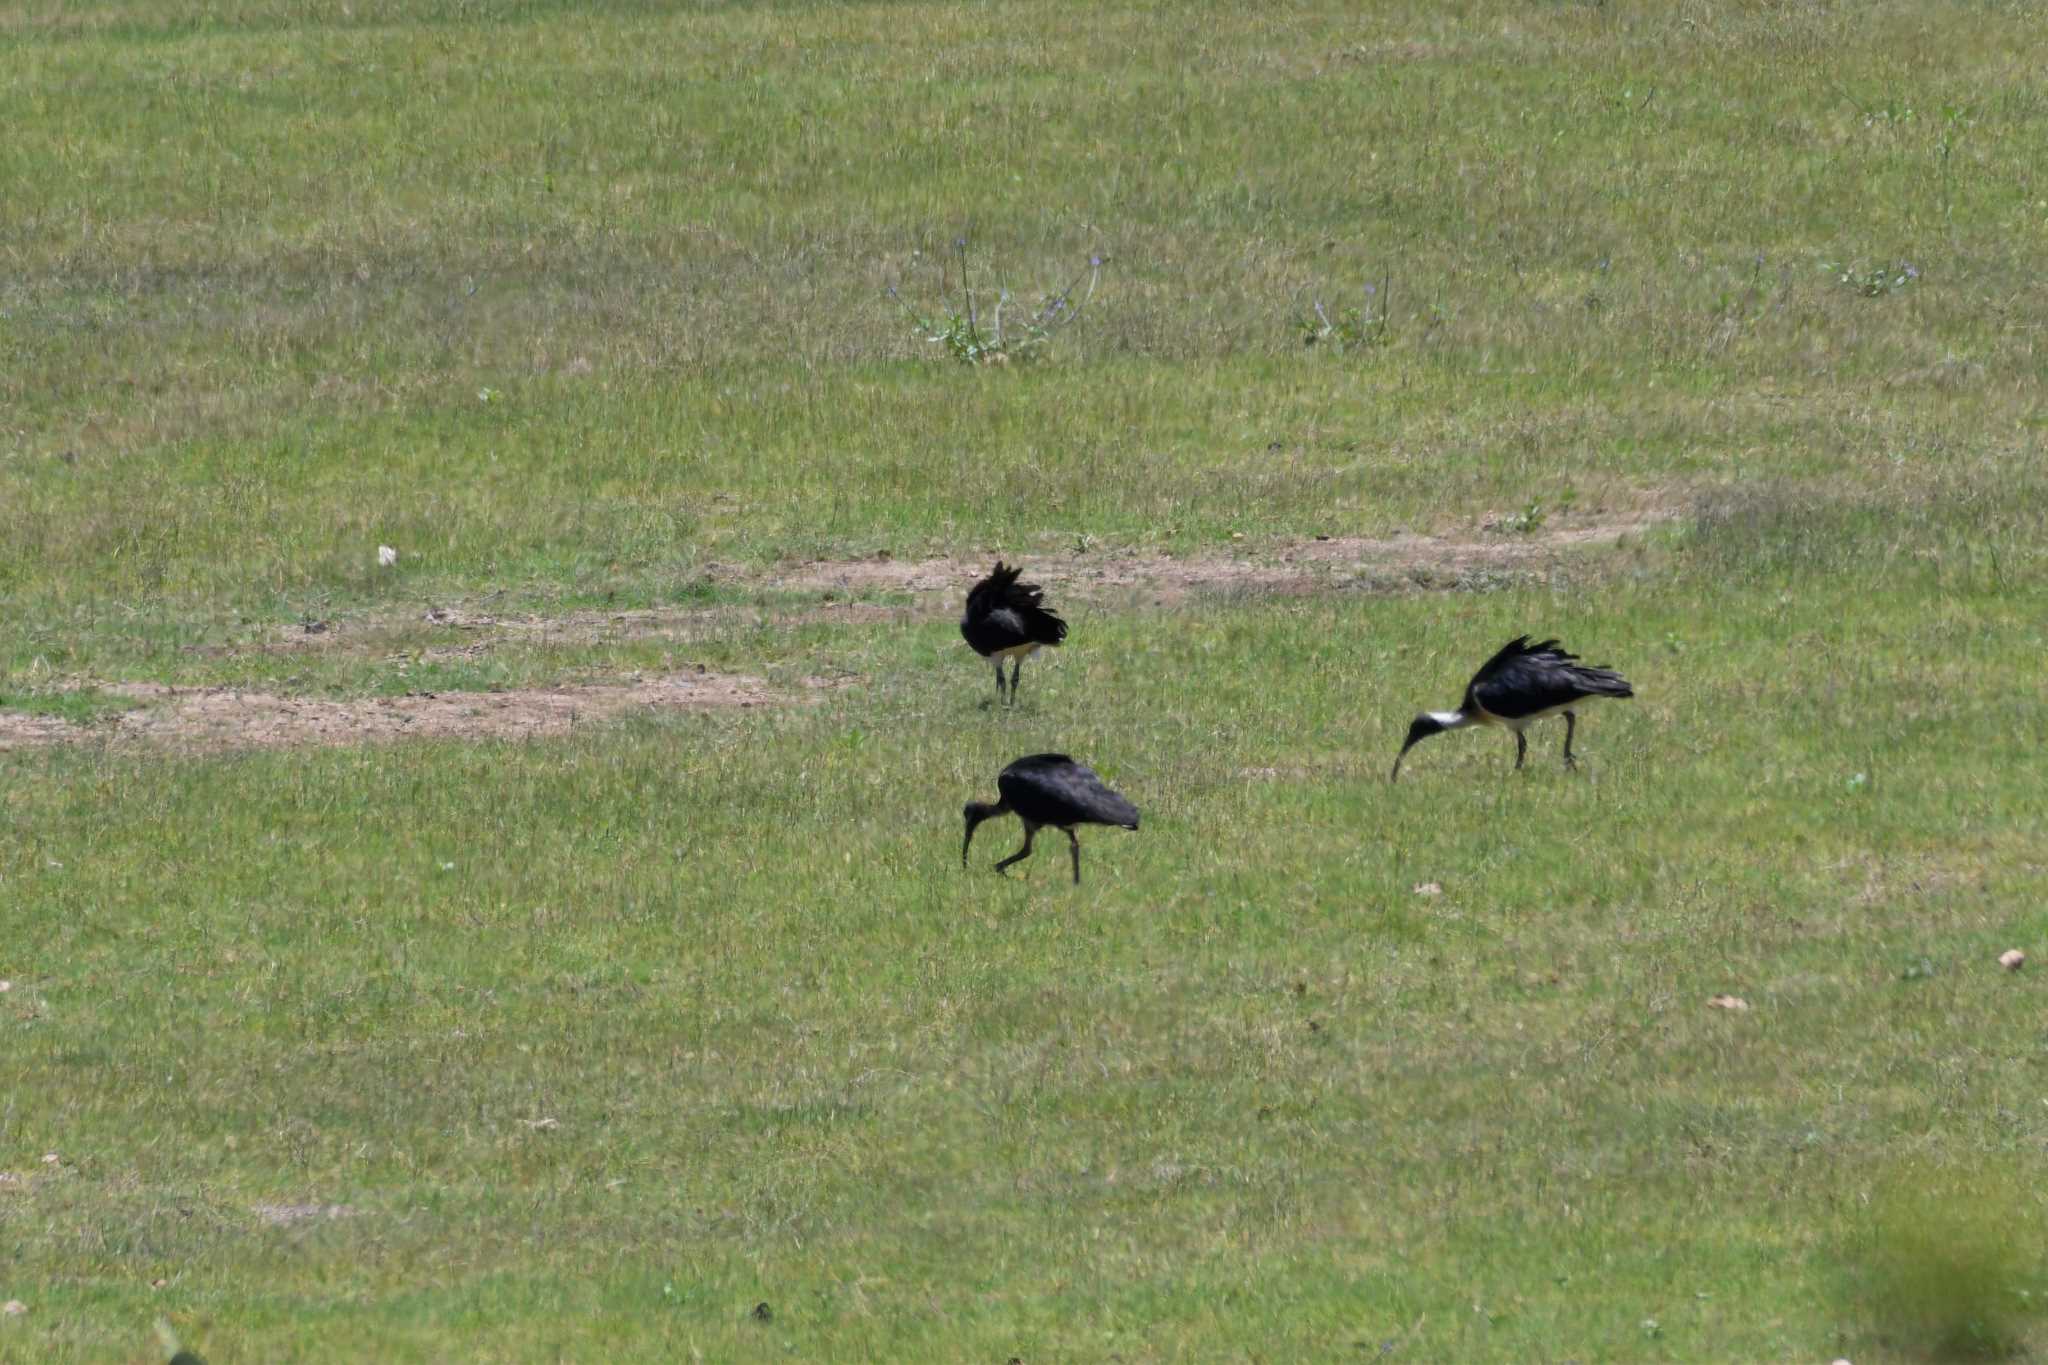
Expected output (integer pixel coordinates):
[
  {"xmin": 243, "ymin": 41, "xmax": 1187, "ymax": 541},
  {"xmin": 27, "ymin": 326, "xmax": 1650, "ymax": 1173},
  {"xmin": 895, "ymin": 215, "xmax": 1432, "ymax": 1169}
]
[
  {"xmin": 0, "ymin": 686, "xmax": 141, "ymax": 725},
  {"xmin": 7, "ymin": 567, "xmax": 2048, "ymax": 1360},
  {"xmin": 6, "ymin": 0, "xmax": 2046, "ymax": 626},
  {"xmin": 1844, "ymin": 1161, "xmax": 2048, "ymax": 1361},
  {"xmin": 5, "ymin": 0, "xmax": 2048, "ymax": 1359}
]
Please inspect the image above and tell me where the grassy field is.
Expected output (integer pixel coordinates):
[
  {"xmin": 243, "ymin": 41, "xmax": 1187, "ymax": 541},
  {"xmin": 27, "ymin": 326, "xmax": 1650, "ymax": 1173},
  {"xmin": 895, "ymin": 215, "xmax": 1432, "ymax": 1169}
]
[{"xmin": 5, "ymin": 1, "xmax": 2048, "ymax": 1359}]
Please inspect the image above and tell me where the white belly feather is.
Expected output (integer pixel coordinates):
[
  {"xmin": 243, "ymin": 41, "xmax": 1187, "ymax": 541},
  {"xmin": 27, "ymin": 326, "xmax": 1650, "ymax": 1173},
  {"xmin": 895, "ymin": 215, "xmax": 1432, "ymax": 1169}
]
[{"xmin": 1473, "ymin": 699, "xmax": 1577, "ymax": 732}]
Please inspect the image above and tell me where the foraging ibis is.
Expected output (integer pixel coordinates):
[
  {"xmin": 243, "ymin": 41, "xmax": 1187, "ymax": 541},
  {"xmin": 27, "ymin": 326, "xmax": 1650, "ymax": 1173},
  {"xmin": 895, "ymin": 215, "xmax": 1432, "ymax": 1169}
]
[
  {"xmin": 1391, "ymin": 636, "xmax": 1634, "ymax": 780},
  {"xmin": 962, "ymin": 753, "xmax": 1138, "ymax": 884}
]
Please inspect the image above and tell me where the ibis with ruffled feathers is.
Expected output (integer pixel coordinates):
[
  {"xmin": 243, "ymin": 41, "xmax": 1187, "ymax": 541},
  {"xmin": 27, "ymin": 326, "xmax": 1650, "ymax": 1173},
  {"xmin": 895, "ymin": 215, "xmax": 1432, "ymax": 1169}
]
[{"xmin": 961, "ymin": 562, "xmax": 1067, "ymax": 705}]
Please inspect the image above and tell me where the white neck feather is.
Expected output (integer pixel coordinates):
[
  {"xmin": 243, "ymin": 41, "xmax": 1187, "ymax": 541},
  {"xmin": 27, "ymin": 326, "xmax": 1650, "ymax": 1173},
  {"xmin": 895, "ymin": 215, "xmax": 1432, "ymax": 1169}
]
[{"xmin": 1430, "ymin": 710, "xmax": 1471, "ymax": 730}]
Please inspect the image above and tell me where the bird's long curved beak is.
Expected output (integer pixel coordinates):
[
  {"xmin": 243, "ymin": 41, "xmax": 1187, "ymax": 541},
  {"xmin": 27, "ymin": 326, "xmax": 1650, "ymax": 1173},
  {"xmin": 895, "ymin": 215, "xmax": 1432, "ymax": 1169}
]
[
  {"xmin": 1390, "ymin": 739, "xmax": 1419, "ymax": 783},
  {"xmin": 962, "ymin": 814, "xmax": 981, "ymax": 867}
]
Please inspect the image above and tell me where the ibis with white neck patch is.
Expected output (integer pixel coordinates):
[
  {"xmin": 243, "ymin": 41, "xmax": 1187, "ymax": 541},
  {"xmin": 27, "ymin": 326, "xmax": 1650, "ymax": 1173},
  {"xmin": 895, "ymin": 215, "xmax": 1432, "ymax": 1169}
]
[
  {"xmin": 1391, "ymin": 636, "xmax": 1634, "ymax": 781},
  {"xmin": 963, "ymin": 753, "xmax": 1139, "ymax": 884}
]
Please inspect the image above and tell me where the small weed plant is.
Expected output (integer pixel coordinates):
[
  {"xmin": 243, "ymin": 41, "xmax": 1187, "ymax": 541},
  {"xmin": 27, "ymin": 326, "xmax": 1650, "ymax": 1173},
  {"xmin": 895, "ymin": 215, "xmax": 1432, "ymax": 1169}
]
[
  {"xmin": 1489, "ymin": 488, "xmax": 1572, "ymax": 536},
  {"xmin": 1298, "ymin": 273, "xmax": 1393, "ymax": 354},
  {"xmin": 888, "ymin": 235, "xmax": 1103, "ymax": 366},
  {"xmin": 1825, "ymin": 257, "xmax": 1921, "ymax": 297},
  {"xmin": 1489, "ymin": 500, "xmax": 1548, "ymax": 535}
]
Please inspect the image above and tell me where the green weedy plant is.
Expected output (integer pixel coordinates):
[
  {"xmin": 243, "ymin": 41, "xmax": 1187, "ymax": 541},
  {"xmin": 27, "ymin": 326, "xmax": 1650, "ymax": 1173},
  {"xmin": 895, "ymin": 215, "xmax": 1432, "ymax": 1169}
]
[
  {"xmin": 1298, "ymin": 272, "xmax": 1393, "ymax": 354},
  {"xmin": 1489, "ymin": 498, "xmax": 1551, "ymax": 536},
  {"xmin": 887, "ymin": 235, "xmax": 1103, "ymax": 366},
  {"xmin": 1488, "ymin": 482, "xmax": 1574, "ymax": 538},
  {"xmin": 1824, "ymin": 257, "xmax": 1921, "ymax": 297}
]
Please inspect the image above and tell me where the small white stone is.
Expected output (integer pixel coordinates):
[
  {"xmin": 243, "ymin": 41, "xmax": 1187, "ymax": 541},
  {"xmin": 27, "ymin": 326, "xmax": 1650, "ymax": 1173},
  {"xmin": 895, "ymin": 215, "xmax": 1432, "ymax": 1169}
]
[
  {"xmin": 377, "ymin": 545, "xmax": 399, "ymax": 567},
  {"xmin": 2000, "ymin": 949, "xmax": 2026, "ymax": 971},
  {"xmin": 1708, "ymin": 994, "xmax": 1749, "ymax": 1011},
  {"xmin": 39, "ymin": 1154, "xmax": 58, "ymax": 1165},
  {"xmin": 1412, "ymin": 882, "xmax": 1444, "ymax": 897},
  {"xmin": 1, "ymin": 1301, "xmax": 24, "ymax": 1316}
]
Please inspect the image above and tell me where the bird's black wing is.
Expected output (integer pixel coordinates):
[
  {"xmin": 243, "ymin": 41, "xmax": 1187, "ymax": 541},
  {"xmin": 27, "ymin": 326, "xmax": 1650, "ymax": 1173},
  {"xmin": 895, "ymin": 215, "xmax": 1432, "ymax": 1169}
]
[
  {"xmin": 1017, "ymin": 596, "xmax": 1067, "ymax": 646},
  {"xmin": 1467, "ymin": 638, "xmax": 1633, "ymax": 720},
  {"xmin": 962, "ymin": 605, "xmax": 1031, "ymax": 655},
  {"xmin": 963, "ymin": 562, "xmax": 1066, "ymax": 649},
  {"xmin": 999, "ymin": 754, "xmax": 1139, "ymax": 829},
  {"xmin": 1463, "ymin": 635, "xmax": 1534, "ymax": 692}
]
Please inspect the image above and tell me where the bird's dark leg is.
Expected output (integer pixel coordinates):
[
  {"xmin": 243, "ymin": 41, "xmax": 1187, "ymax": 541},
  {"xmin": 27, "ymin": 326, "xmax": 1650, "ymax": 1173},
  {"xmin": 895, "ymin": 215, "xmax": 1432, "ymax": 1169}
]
[
  {"xmin": 993, "ymin": 825, "xmax": 1036, "ymax": 875},
  {"xmin": 1066, "ymin": 828, "xmax": 1082, "ymax": 885},
  {"xmin": 1513, "ymin": 730, "xmax": 1528, "ymax": 771},
  {"xmin": 992, "ymin": 659, "xmax": 1006, "ymax": 702},
  {"xmin": 1562, "ymin": 710, "xmax": 1579, "ymax": 770},
  {"xmin": 1009, "ymin": 656, "xmax": 1024, "ymax": 705}
]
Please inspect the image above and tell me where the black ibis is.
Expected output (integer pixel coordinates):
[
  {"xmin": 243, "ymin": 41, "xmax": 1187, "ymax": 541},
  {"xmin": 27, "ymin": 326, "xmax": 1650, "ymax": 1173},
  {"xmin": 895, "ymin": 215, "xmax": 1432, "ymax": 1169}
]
[
  {"xmin": 962, "ymin": 753, "xmax": 1139, "ymax": 884},
  {"xmin": 960, "ymin": 561, "xmax": 1067, "ymax": 704},
  {"xmin": 1391, "ymin": 636, "xmax": 1634, "ymax": 781}
]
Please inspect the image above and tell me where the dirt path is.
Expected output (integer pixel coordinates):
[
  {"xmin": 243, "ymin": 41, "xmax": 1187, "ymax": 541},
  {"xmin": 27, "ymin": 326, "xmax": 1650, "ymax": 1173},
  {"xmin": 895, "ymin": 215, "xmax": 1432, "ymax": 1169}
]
[
  {"xmin": 268, "ymin": 510, "xmax": 1670, "ymax": 654},
  {"xmin": 0, "ymin": 670, "xmax": 803, "ymax": 754},
  {"xmin": 768, "ymin": 517, "xmax": 1663, "ymax": 601},
  {"xmin": 2, "ymin": 512, "xmax": 1668, "ymax": 755}
]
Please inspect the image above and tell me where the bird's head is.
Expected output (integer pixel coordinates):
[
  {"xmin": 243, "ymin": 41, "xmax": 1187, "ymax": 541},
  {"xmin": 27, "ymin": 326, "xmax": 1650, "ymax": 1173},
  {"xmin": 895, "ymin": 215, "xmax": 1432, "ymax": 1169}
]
[
  {"xmin": 962, "ymin": 800, "xmax": 1004, "ymax": 864},
  {"xmin": 1390, "ymin": 712, "xmax": 1460, "ymax": 782}
]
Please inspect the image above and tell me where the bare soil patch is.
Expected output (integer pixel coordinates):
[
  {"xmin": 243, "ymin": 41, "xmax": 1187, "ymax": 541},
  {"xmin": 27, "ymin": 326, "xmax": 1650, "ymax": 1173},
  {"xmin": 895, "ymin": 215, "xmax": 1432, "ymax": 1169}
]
[
  {"xmin": 767, "ymin": 511, "xmax": 1669, "ymax": 606},
  {"xmin": 0, "ymin": 711, "xmax": 77, "ymax": 751},
  {"xmin": 250, "ymin": 514, "xmax": 1664, "ymax": 662},
  {"xmin": 2, "ymin": 512, "xmax": 1664, "ymax": 756},
  {"xmin": 266, "ymin": 600, "xmax": 921, "ymax": 657},
  {"xmin": 0, "ymin": 669, "xmax": 799, "ymax": 754}
]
